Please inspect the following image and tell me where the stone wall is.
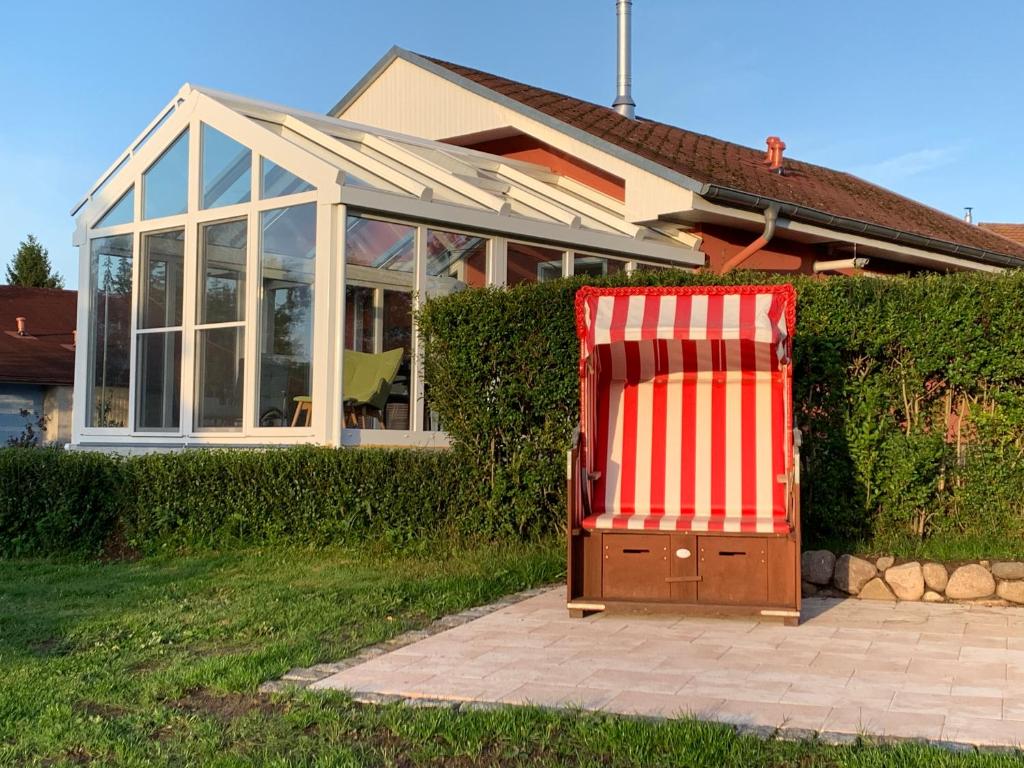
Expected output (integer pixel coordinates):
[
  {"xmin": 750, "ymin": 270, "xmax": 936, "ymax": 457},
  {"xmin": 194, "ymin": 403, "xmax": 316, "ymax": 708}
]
[{"xmin": 801, "ymin": 551, "xmax": 1024, "ymax": 604}]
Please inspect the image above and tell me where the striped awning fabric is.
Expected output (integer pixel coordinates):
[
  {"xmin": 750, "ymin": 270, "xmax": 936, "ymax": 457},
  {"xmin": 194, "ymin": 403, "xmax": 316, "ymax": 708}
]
[
  {"xmin": 575, "ymin": 285, "xmax": 796, "ymax": 535},
  {"xmin": 577, "ymin": 285, "xmax": 792, "ymax": 363}
]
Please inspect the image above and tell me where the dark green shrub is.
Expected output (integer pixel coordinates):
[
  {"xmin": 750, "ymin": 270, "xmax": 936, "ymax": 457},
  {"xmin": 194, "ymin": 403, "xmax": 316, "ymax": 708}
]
[
  {"xmin": 420, "ymin": 269, "xmax": 1024, "ymax": 553},
  {"xmin": 0, "ymin": 448, "xmax": 125, "ymax": 557},
  {"xmin": 125, "ymin": 446, "xmax": 469, "ymax": 551},
  {"xmin": 0, "ymin": 446, "xmax": 472, "ymax": 556}
]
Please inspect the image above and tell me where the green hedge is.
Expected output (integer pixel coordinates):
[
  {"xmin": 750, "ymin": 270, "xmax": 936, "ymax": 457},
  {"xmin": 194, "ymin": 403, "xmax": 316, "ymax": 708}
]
[
  {"xmin": 0, "ymin": 446, "xmax": 469, "ymax": 558},
  {"xmin": 0, "ymin": 448, "xmax": 125, "ymax": 558},
  {"xmin": 4, "ymin": 270, "xmax": 1024, "ymax": 559},
  {"xmin": 420, "ymin": 270, "xmax": 1024, "ymax": 554}
]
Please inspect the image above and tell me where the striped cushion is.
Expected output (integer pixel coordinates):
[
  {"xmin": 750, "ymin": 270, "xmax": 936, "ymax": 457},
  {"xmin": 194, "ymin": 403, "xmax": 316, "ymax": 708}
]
[
  {"xmin": 581, "ymin": 513, "xmax": 791, "ymax": 534},
  {"xmin": 576, "ymin": 288, "xmax": 794, "ymax": 536}
]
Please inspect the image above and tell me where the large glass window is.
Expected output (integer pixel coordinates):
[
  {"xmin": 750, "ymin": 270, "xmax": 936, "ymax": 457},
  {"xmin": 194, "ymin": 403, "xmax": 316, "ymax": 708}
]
[
  {"xmin": 136, "ymin": 332, "xmax": 181, "ymax": 431},
  {"xmin": 135, "ymin": 229, "xmax": 184, "ymax": 431},
  {"xmin": 88, "ymin": 235, "xmax": 133, "ymax": 427},
  {"xmin": 201, "ymin": 124, "xmax": 251, "ymax": 210},
  {"xmin": 195, "ymin": 219, "xmax": 247, "ymax": 430},
  {"xmin": 426, "ymin": 229, "xmax": 487, "ymax": 291},
  {"xmin": 343, "ymin": 216, "xmax": 414, "ymax": 430},
  {"xmin": 258, "ymin": 204, "xmax": 316, "ymax": 427},
  {"xmin": 261, "ymin": 158, "xmax": 314, "ymax": 200},
  {"xmin": 142, "ymin": 130, "xmax": 189, "ymax": 220},
  {"xmin": 345, "ymin": 217, "xmax": 415, "ymax": 272},
  {"xmin": 507, "ymin": 242, "xmax": 564, "ymax": 285},
  {"xmin": 573, "ymin": 253, "xmax": 628, "ymax": 277},
  {"xmin": 344, "ymin": 285, "xmax": 374, "ymax": 353},
  {"xmin": 139, "ymin": 230, "xmax": 184, "ymax": 329},
  {"xmin": 95, "ymin": 186, "xmax": 134, "ymax": 229}
]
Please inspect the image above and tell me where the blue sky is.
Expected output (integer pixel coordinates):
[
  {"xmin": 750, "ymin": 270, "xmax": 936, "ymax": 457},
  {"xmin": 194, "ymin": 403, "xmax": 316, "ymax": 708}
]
[{"xmin": 2, "ymin": 0, "xmax": 1022, "ymax": 288}]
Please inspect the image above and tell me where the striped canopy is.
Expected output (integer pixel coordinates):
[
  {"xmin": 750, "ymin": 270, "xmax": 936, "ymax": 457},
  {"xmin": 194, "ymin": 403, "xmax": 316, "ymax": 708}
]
[
  {"xmin": 577, "ymin": 286, "xmax": 793, "ymax": 365},
  {"xmin": 575, "ymin": 285, "xmax": 796, "ymax": 535}
]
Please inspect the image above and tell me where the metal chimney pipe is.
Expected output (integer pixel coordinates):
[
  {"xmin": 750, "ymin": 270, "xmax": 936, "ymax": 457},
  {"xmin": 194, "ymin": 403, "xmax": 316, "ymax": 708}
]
[{"xmin": 613, "ymin": 0, "xmax": 636, "ymax": 119}]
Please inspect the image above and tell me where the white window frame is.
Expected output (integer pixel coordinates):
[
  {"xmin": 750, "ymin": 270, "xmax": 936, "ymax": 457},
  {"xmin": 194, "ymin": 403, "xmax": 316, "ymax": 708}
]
[{"xmin": 133, "ymin": 225, "xmax": 186, "ymax": 436}]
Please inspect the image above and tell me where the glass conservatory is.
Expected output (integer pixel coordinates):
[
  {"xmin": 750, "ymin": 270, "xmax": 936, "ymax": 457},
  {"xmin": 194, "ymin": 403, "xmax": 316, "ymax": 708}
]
[{"xmin": 70, "ymin": 84, "xmax": 703, "ymax": 449}]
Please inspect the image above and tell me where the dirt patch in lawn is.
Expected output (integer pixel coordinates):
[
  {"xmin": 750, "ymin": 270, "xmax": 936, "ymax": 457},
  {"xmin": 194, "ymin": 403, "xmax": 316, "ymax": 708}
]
[
  {"xmin": 41, "ymin": 747, "xmax": 95, "ymax": 766},
  {"xmin": 170, "ymin": 688, "xmax": 284, "ymax": 723},
  {"xmin": 29, "ymin": 637, "xmax": 70, "ymax": 657}
]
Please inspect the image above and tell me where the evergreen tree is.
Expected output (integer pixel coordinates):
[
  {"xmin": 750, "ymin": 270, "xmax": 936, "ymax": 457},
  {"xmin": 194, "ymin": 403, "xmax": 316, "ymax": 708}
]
[{"xmin": 5, "ymin": 235, "xmax": 64, "ymax": 288}]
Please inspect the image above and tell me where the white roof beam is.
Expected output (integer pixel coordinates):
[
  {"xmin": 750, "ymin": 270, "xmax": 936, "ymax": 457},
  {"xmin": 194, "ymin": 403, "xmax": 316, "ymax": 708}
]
[
  {"xmin": 493, "ymin": 162, "xmax": 641, "ymax": 238},
  {"xmin": 340, "ymin": 186, "xmax": 701, "ymax": 265},
  {"xmin": 361, "ymin": 134, "xmax": 511, "ymax": 214},
  {"xmin": 278, "ymin": 115, "xmax": 431, "ymax": 200}
]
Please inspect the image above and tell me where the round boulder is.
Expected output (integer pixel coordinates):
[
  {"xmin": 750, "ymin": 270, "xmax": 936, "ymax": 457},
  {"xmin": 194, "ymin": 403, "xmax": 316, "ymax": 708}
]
[
  {"xmin": 859, "ymin": 577, "xmax": 896, "ymax": 601},
  {"xmin": 922, "ymin": 590, "xmax": 944, "ymax": 602},
  {"xmin": 922, "ymin": 562, "xmax": 948, "ymax": 593},
  {"xmin": 833, "ymin": 555, "xmax": 877, "ymax": 595},
  {"xmin": 991, "ymin": 562, "xmax": 1024, "ymax": 581},
  {"xmin": 945, "ymin": 564, "xmax": 996, "ymax": 600},
  {"xmin": 876, "ymin": 556, "xmax": 895, "ymax": 571},
  {"xmin": 996, "ymin": 580, "xmax": 1024, "ymax": 604},
  {"xmin": 884, "ymin": 561, "xmax": 925, "ymax": 601},
  {"xmin": 802, "ymin": 550, "xmax": 837, "ymax": 585}
]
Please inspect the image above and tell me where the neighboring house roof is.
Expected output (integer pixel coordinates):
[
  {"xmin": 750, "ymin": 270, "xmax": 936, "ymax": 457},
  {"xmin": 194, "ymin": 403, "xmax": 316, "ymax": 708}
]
[
  {"xmin": 370, "ymin": 51, "xmax": 1024, "ymax": 267},
  {"xmin": 979, "ymin": 223, "xmax": 1024, "ymax": 246},
  {"xmin": 0, "ymin": 287, "xmax": 77, "ymax": 386}
]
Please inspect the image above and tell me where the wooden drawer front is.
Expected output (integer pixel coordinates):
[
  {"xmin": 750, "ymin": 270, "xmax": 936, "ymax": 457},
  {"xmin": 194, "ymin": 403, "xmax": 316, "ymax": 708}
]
[
  {"xmin": 602, "ymin": 534, "xmax": 671, "ymax": 600},
  {"xmin": 697, "ymin": 536, "xmax": 769, "ymax": 606}
]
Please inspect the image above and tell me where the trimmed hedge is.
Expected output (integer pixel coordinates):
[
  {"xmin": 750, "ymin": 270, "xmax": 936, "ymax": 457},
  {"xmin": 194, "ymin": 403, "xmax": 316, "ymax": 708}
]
[
  {"xmin": 4, "ymin": 269, "xmax": 1024, "ymax": 559},
  {"xmin": 0, "ymin": 448, "xmax": 124, "ymax": 558},
  {"xmin": 420, "ymin": 269, "xmax": 1024, "ymax": 553},
  {"xmin": 0, "ymin": 446, "xmax": 469, "ymax": 557}
]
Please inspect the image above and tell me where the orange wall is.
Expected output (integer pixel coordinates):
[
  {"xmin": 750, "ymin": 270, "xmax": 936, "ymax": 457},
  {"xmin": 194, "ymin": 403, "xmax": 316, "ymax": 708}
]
[
  {"xmin": 696, "ymin": 223, "xmax": 819, "ymax": 274},
  {"xmin": 455, "ymin": 134, "xmax": 626, "ymax": 202}
]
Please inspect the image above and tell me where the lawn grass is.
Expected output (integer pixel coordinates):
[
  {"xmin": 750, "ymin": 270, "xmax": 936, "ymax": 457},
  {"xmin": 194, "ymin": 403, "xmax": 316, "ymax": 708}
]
[{"xmin": 0, "ymin": 541, "xmax": 1020, "ymax": 767}]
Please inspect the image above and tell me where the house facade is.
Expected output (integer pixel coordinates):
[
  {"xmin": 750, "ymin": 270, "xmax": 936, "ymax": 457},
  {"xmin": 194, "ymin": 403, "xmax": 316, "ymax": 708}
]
[
  {"xmin": 0, "ymin": 287, "xmax": 76, "ymax": 445},
  {"xmin": 68, "ymin": 50, "xmax": 1024, "ymax": 452}
]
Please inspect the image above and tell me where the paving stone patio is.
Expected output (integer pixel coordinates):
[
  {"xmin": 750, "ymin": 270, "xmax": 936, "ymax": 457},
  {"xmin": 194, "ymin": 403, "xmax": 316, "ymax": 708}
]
[{"xmin": 306, "ymin": 588, "xmax": 1024, "ymax": 749}]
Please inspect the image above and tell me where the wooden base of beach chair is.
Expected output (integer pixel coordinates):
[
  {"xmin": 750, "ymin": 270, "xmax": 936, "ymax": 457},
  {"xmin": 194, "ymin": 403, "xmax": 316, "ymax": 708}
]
[
  {"xmin": 567, "ymin": 529, "xmax": 801, "ymax": 625},
  {"xmin": 567, "ymin": 599, "xmax": 801, "ymax": 624}
]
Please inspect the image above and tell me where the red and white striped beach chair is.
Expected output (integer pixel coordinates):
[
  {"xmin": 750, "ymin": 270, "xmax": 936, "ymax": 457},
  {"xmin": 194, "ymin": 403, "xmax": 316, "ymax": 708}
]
[{"xmin": 567, "ymin": 285, "xmax": 802, "ymax": 624}]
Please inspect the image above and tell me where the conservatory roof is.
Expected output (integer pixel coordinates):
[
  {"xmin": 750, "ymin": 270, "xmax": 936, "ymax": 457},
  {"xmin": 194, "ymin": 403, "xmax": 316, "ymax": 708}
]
[{"xmin": 73, "ymin": 85, "xmax": 702, "ymax": 265}]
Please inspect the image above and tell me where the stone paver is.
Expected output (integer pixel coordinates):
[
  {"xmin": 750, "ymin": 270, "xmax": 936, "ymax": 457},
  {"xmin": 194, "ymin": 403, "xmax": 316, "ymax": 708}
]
[{"xmin": 307, "ymin": 588, "xmax": 1024, "ymax": 749}]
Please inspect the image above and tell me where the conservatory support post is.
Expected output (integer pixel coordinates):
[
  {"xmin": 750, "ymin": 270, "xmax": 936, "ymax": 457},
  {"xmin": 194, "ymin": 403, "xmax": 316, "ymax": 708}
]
[
  {"xmin": 489, "ymin": 237, "xmax": 507, "ymax": 287},
  {"xmin": 330, "ymin": 203, "xmax": 347, "ymax": 447},
  {"xmin": 411, "ymin": 225, "xmax": 427, "ymax": 432},
  {"xmin": 311, "ymin": 199, "xmax": 337, "ymax": 444}
]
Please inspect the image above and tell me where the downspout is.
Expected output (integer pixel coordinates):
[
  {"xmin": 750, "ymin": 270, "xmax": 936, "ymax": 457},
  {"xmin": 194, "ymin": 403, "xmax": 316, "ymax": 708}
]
[
  {"xmin": 701, "ymin": 184, "xmax": 1024, "ymax": 270},
  {"xmin": 720, "ymin": 205, "xmax": 779, "ymax": 273}
]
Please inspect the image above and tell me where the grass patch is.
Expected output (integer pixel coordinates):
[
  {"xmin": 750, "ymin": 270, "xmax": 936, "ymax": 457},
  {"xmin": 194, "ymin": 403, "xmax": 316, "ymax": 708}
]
[{"xmin": 0, "ymin": 542, "xmax": 1018, "ymax": 766}]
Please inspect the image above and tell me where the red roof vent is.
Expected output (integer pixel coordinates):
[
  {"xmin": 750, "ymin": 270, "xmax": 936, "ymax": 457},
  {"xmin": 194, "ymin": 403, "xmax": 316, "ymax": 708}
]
[{"xmin": 764, "ymin": 136, "xmax": 786, "ymax": 173}]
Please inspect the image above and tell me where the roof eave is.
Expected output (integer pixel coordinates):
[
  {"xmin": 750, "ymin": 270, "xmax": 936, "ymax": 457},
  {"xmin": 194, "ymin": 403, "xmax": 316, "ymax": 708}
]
[{"xmin": 701, "ymin": 184, "xmax": 1024, "ymax": 270}]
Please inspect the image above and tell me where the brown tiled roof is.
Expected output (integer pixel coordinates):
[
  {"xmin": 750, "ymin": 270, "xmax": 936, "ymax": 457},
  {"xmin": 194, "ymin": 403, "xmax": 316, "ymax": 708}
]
[
  {"xmin": 0, "ymin": 287, "xmax": 77, "ymax": 386},
  {"xmin": 422, "ymin": 54, "xmax": 1024, "ymax": 263},
  {"xmin": 979, "ymin": 223, "xmax": 1024, "ymax": 246}
]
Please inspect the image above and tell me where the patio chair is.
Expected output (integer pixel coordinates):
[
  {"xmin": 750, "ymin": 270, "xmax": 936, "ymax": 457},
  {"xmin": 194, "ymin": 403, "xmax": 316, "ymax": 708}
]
[
  {"xmin": 567, "ymin": 285, "xmax": 802, "ymax": 624},
  {"xmin": 343, "ymin": 347, "xmax": 405, "ymax": 428}
]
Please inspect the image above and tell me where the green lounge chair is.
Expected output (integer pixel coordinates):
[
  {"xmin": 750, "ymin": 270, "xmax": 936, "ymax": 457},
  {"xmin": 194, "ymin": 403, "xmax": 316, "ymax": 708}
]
[{"xmin": 343, "ymin": 347, "xmax": 405, "ymax": 428}]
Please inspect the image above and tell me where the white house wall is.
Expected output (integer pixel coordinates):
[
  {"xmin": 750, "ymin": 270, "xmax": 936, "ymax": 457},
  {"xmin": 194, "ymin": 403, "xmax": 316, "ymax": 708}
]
[{"xmin": 335, "ymin": 57, "xmax": 698, "ymax": 226}]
